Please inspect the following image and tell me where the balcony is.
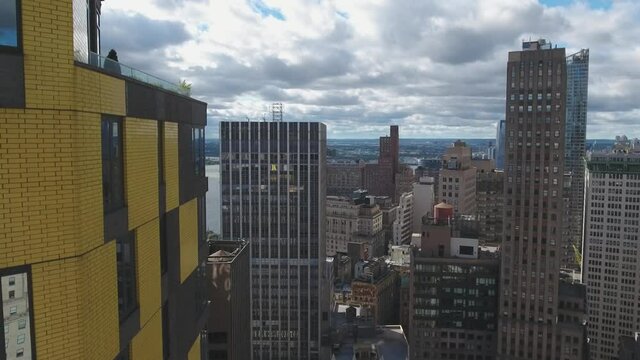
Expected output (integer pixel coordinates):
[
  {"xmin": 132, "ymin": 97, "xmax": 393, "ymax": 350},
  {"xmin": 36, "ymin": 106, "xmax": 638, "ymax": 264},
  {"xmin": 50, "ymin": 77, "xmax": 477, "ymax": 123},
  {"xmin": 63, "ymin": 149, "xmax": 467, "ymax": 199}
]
[{"xmin": 78, "ymin": 51, "xmax": 191, "ymax": 97}]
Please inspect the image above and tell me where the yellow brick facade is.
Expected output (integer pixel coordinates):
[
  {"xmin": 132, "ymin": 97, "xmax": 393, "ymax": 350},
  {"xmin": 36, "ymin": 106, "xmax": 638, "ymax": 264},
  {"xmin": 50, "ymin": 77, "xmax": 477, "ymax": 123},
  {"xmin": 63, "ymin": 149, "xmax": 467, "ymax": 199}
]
[
  {"xmin": 179, "ymin": 198, "xmax": 199, "ymax": 283},
  {"xmin": 30, "ymin": 242, "xmax": 120, "ymax": 360},
  {"xmin": 80, "ymin": 242, "xmax": 120, "ymax": 359},
  {"xmin": 31, "ymin": 258, "xmax": 83, "ymax": 359},
  {"xmin": 131, "ymin": 310, "xmax": 164, "ymax": 360},
  {"xmin": 135, "ymin": 218, "xmax": 162, "ymax": 325},
  {"xmin": 1, "ymin": 0, "xmax": 206, "ymax": 358},
  {"xmin": 125, "ymin": 118, "xmax": 159, "ymax": 230},
  {"xmin": 0, "ymin": 109, "xmax": 103, "ymax": 267},
  {"xmin": 164, "ymin": 121, "xmax": 180, "ymax": 211},
  {"xmin": 22, "ymin": 1, "xmax": 75, "ymax": 110}
]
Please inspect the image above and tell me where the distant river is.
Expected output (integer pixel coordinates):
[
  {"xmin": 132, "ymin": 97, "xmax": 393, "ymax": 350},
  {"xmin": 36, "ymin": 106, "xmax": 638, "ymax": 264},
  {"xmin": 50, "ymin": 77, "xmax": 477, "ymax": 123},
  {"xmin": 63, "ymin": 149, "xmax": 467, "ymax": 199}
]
[{"xmin": 206, "ymin": 164, "xmax": 220, "ymax": 234}]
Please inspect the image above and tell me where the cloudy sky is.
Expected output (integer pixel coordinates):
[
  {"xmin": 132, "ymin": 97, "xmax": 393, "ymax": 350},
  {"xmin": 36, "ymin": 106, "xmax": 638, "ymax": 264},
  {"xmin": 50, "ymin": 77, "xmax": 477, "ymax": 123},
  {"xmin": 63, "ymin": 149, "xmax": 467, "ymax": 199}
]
[{"xmin": 101, "ymin": 0, "xmax": 640, "ymax": 140}]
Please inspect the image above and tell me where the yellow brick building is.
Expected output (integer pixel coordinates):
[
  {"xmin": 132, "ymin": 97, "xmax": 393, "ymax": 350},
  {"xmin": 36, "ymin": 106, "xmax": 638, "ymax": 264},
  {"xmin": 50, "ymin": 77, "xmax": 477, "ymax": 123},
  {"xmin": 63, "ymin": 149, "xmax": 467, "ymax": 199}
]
[{"xmin": 0, "ymin": 1, "xmax": 208, "ymax": 359}]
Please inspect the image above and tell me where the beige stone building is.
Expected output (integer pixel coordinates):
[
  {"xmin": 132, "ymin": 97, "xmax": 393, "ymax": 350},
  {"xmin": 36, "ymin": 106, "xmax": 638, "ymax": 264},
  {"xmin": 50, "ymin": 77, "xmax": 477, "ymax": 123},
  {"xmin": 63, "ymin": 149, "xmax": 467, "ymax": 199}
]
[
  {"xmin": 326, "ymin": 194, "xmax": 385, "ymax": 257},
  {"xmin": 438, "ymin": 140, "xmax": 477, "ymax": 216}
]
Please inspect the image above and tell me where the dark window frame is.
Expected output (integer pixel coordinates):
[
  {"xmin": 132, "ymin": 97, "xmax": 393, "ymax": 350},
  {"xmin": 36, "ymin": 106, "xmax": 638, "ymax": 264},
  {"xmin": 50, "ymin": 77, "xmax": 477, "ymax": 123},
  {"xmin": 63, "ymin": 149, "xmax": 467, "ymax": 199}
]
[
  {"xmin": 116, "ymin": 232, "xmax": 138, "ymax": 322},
  {"xmin": 0, "ymin": 0, "xmax": 22, "ymax": 52},
  {"xmin": 159, "ymin": 215, "xmax": 167, "ymax": 275},
  {"xmin": 158, "ymin": 121, "xmax": 165, "ymax": 186},
  {"xmin": 88, "ymin": 0, "xmax": 101, "ymax": 54},
  {"xmin": 102, "ymin": 115, "xmax": 125, "ymax": 214},
  {"xmin": 0, "ymin": 265, "xmax": 37, "ymax": 360},
  {"xmin": 198, "ymin": 195, "xmax": 206, "ymax": 245},
  {"xmin": 192, "ymin": 127, "xmax": 205, "ymax": 176}
]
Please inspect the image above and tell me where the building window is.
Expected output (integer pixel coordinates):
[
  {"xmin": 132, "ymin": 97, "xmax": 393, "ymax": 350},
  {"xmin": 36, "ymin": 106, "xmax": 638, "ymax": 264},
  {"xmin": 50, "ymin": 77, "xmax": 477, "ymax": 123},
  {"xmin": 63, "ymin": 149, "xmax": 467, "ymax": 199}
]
[
  {"xmin": 208, "ymin": 332, "xmax": 228, "ymax": 344},
  {"xmin": 0, "ymin": 0, "xmax": 20, "ymax": 49},
  {"xmin": 192, "ymin": 127, "xmax": 205, "ymax": 176},
  {"xmin": 198, "ymin": 196, "xmax": 207, "ymax": 245},
  {"xmin": 1, "ymin": 269, "xmax": 35, "ymax": 360},
  {"xmin": 116, "ymin": 232, "xmax": 137, "ymax": 321},
  {"xmin": 459, "ymin": 246, "xmax": 474, "ymax": 256},
  {"xmin": 102, "ymin": 116, "xmax": 125, "ymax": 213}
]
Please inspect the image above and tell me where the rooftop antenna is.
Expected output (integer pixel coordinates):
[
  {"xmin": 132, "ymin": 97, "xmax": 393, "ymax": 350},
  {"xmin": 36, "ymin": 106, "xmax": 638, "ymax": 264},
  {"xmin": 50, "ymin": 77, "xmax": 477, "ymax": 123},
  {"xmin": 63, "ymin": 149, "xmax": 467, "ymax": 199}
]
[{"xmin": 271, "ymin": 102, "xmax": 283, "ymax": 122}]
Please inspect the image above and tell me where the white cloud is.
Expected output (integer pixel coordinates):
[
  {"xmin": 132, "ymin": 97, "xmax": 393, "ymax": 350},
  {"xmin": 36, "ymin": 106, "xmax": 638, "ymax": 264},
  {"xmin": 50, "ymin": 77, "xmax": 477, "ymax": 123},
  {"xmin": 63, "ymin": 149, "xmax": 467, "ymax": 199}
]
[{"xmin": 101, "ymin": 0, "xmax": 640, "ymax": 140}]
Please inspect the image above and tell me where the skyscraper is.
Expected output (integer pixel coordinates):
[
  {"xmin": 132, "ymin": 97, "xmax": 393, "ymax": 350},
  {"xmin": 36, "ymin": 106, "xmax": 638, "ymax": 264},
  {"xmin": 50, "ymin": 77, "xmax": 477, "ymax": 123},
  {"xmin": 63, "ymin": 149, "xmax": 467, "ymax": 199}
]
[
  {"xmin": 363, "ymin": 125, "xmax": 401, "ymax": 199},
  {"xmin": 220, "ymin": 120, "xmax": 327, "ymax": 359},
  {"xmin": 563, "ymin": 49, "xmax": 589, "ymax": 270},
  {"xmin": 496, "ymin": 120, "xmax": 506, "ymax": 170},
  {"xmin": 497, "ymin": 39, "xmax": 586, "ymax": 360},
  {"xmin": 583, "ymin": 142, "xmax": 640, "ymax": 360},
  {"xmin": 1, "ymin": 1, "xmax": 208, "ymax": 359},
  {"xmin": 438, "ymin": 140, "xmax": 476, "ymax": 216}
]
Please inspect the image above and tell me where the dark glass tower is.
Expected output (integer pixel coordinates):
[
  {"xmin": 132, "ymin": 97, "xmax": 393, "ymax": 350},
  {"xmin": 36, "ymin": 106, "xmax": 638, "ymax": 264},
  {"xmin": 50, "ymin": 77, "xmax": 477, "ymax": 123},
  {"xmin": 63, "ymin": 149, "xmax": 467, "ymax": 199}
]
[
  {"xmin": 220, "ymin": 121, "xmax": 327, "ymax": 359},
  {"xmin": 563, "ymin": 49, "xmax": 589, "ymax": 270}
]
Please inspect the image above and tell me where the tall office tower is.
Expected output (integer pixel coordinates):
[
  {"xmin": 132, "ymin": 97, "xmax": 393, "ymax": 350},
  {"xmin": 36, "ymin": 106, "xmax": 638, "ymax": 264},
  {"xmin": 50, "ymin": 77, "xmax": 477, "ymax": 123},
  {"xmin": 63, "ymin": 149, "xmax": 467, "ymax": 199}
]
[
  {"xmin": 496, "ymin": 120, "xmax": 506, "ymax": 170},
  {"xmin": 380, "ymin": 125, "xmax": 400, "ymax": 174},
  {"xmin": 497, "ymin": 39, "xmax": 586, "ymax": 360},
  {"xmin": 220, "ymin": 121, "xmax": 327, "ymax": 360},
  {"xmin": 563, "ymin": 49, "xmax": 589, "ymax": 270},
  {"xmin": 0, "ymin": 1, "xmax": 208, "ymax": 359},
  {"xmin": 583, "ymin": 144, "xmax": 640, "ymax": 360},
  {"xmin": 363, "ymin": 125, "xmax": 400, "ymax": 199},
  {"xmin": 412, "ymin": 176, "xmax": 436, "ymax": 233},
  {"xmin": 438, "ymin": 140, "xmax": 477, "ymax": 215}
]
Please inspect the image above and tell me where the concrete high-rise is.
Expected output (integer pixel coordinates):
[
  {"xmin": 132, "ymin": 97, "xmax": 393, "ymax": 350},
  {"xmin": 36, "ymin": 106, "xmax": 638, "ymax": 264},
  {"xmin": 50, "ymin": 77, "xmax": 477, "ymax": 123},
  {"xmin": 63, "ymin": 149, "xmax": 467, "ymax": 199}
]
[
  {"xmin": 1, "ymin": 1, "xmax": 208, "ymax": 359},
  {"xmin": 497, "ymin": 39, "xmax": 586, "ymax": 360},
  {"xmin": 393, "ymin": 192, "xmax": 414, "ymax": 245},
  {"xmin": 438, "ymin": 140, "xmax": 476, "ymax": 216},
  {"xmin": 325, "ymin": 193, "xmax": 385, "ymax": 258},
  {"xmin": 563, "ymin": 49, "xmax": 589, "ymax": 270},
  {"xmin": 220, "ymin": 120, "xmax": 327, "ymax": 359},
  {"xmin": 583, "ymin": 142, "xmax": 640, "ymax": 360},
  {"xmin": 412, "ymin": 176, "xmax": 435, "ymax": 233}
]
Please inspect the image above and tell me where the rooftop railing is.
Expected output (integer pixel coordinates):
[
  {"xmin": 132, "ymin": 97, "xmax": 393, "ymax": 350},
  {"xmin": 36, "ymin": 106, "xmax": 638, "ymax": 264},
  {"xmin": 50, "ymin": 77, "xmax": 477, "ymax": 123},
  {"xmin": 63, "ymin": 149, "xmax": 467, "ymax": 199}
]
[{"xmin": 84, "ymin": 51, "xmax": 191, "ymax": 97}]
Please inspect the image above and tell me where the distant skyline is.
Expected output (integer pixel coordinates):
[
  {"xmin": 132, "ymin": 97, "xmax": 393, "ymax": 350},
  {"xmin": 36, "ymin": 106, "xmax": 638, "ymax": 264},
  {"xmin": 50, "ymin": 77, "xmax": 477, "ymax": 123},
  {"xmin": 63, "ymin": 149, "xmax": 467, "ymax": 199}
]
[{"xmin": 101, "ymin": 0, "xmax": 639, "ymax": 139}]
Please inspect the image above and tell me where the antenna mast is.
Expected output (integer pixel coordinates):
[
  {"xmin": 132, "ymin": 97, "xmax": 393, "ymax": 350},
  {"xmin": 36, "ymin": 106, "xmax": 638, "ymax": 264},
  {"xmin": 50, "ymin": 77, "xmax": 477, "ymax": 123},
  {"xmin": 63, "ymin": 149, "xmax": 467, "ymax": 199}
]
[{"xmin": 271, "ymin": 102, "xmax": 283, "ymax": 122}]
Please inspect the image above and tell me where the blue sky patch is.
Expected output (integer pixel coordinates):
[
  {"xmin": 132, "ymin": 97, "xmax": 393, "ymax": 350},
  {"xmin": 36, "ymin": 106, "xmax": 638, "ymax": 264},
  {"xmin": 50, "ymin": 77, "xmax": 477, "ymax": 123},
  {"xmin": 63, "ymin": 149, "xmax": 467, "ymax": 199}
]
[
  {"xmin": 249, "ymin": 0, "xmax": 285, "ymax": 21},
  {"xmin": 539, "ymin": 0, "xmax": 612, "ymax": 10}
]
